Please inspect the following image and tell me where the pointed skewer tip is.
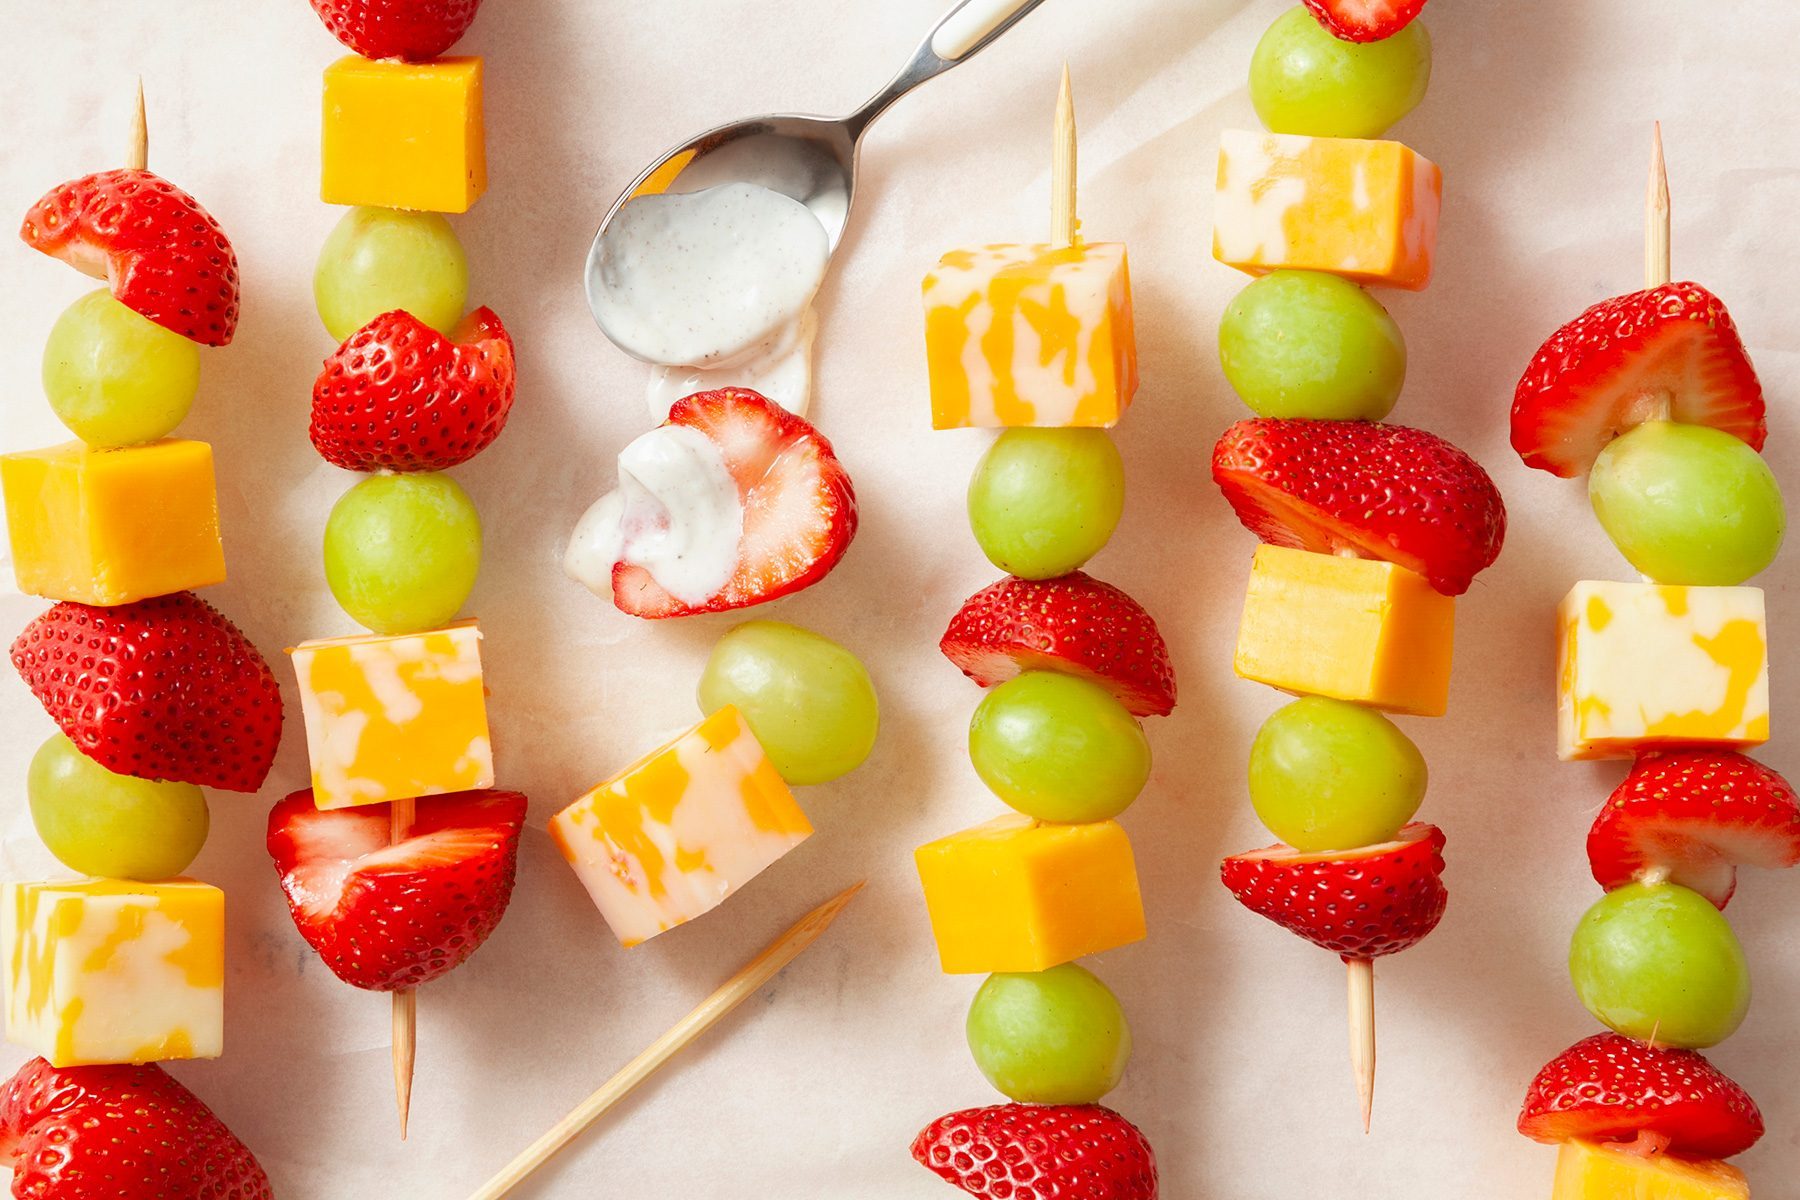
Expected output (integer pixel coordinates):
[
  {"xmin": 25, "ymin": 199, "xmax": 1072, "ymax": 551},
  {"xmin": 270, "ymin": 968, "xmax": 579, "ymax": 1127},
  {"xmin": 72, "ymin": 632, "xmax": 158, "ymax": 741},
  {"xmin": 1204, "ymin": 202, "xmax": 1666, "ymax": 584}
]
[{"xmin": 126, "ymin": 78, "xmax": 148, "ymax": 172}]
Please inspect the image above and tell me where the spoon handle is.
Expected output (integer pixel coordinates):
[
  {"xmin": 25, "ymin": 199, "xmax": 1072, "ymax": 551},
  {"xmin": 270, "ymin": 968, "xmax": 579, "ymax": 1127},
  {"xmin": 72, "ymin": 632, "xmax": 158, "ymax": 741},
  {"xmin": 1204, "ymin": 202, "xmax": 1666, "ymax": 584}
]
[{"xmin": 847, "ymin": 0, "xmax": 1052, "ymax": 134}]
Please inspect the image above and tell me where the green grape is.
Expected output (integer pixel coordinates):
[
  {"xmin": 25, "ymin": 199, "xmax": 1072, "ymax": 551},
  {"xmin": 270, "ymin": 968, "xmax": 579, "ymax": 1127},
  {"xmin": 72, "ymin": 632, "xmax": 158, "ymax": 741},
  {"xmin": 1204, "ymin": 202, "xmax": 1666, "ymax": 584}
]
[
  {"xmin": 1249, "ymin": 6, "xmax": 1432, "ymax": 140},
  {"xmin": 28, "ymin": 733, "xmax": 208, "ymax": 880},
  {"xmin": 969, "ymin": 672, "xmax": 1150, "ymax": 822},
  {"xmin": 324, "ymin": 473, "xmax": 481, "ymax": 635},
  {"xmin": 1590, "ymin": 421, "xmax": 1785, "ymax": 586},
  {"xmin": 967, "ymin": 429, "xmax": 1125, "ymax": 580},
  {"xmin": 42, "ymin": 289, "xmax": 201, "ymax": 448},
  {"xmin": 1218, "ymin": 272, "xmax": 1406, "ymax": 420},
  {"xmin": 966, "ymin": 963, "xmax": 1132, "ymax": 1104},
  {"xmin": 1248, "ymin": 697, "xmax": 1427, "ymax": 851},
  {"xmin": 314, "ymin": 206, "xmax": 469, "ymax": 342},
  {"xmin": 1569, "ymin": 882, "xmax": 1750, "ymax": 1049},
  {"xmin": 698, "ymin": 620, "xmax": 879, "ymax": 786}
]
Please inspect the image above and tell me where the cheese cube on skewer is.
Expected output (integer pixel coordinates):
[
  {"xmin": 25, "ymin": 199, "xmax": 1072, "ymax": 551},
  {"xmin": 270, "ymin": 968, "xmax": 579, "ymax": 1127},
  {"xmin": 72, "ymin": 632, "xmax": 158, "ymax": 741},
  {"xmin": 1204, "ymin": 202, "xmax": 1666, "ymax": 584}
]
[
  {"xmin": 1551, "ymin": 1139, "xmax": 1746, "ymax": 1199},
  {"xmin": 322, "ymin": 55, "xmax": 486, "ymax": 213}
]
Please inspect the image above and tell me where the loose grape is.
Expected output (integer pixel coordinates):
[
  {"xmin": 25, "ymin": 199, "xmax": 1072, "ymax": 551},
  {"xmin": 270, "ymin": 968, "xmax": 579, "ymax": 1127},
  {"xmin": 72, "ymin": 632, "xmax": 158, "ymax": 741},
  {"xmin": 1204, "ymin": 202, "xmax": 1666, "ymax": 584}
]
[
  {"xmin": 1249, "ymin": 6, "xmax": 1432, "ymax": 140},
  {"xmin": 1248, "ymin": 697, "xmax": 1427, "ymax": 851},
  {"xmin": 314, "ymin": 206, "xmax": 470, "ymax": 342},
  {"xmin": 967, "ymin": 429, "xmax": 1125, "ymax": 579},
  {"xmin": 698, "ymin": 620, "xmax": 879, "ymax": 786},
  {"xmin": 1569, "ymin": 882, "xmax": 1750, "ymax": 1049},
  {"xmin": 42, "ymin": 289, "xmax": 201, "ymax": 448},
  {"xmin": 966, "ymin": 964, "xmax": 1132, "ymax": 1104},
  {"xmin": 323, "ymin": 473, "xmax": 482, "ymax": 635},
  {"xmin": 969, "ymin": 672, "xmax": 1150, "ymax": 822},
  {"xmin": 1218, "ymin": 272, "xmax": 1406, "ymax": 420},
  {"xmin": 1590, "ymin": 421, "xmax": 1785, "ymax": 586},
  {"xmin": 28, "ymin": 733, "xmax": 208, "ymax": 880}
]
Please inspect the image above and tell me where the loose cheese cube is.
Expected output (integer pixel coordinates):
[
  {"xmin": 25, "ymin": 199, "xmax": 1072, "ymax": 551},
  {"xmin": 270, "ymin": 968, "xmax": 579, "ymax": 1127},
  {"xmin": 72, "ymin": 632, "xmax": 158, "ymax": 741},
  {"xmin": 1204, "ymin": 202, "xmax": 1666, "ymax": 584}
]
[
  {"xmin": 1235, "ymin": 545, "xmax": 1455, "ymax": 717},
  {"xmin": 915, "ymin": 814, "xmax": 1145, "ymax": 975},
  {"xmin": 290, "ymin": 622, "xmax": 494, "ymax": 810},
  {"xmin": 322, "ymin": 56, "xmax": 486, "ymax": 213},
  {"xmin": 3, "ymin": 879, "xmax": 224, "ymax": 1067},
  {"xmin": 1, "ymin": 440, "xmax": 225, "ymax": 606},
  {"xmin": 1552, "ymin": 1139, "xmax": 1747, "ymax": 1199},
  {"xmin": 1213, "ymin": 129, "xmax": 1442, "ymax": 290},
  {"xmin": 550, "ymin": 706, "xmax": 812, "ymax": 948},
  {"xmin": 1559, "ymin": 581, "xmax": 1769, "ymax": 761},
  {"xmin": 922, "ymin": 242, "xmax": 1138, "ymax": 429}
]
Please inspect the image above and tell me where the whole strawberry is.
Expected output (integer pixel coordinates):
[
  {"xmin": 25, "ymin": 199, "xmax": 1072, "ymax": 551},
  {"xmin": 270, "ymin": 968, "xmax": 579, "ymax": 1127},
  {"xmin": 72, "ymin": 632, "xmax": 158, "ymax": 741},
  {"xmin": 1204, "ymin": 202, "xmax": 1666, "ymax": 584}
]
[
  {"xmin": 310, "ymin": 0, "xmax": 483, "ymax": 60},
  {"xmin": 912, "ymin": 1104, "xmax": 1157, "ymax": 1200}
]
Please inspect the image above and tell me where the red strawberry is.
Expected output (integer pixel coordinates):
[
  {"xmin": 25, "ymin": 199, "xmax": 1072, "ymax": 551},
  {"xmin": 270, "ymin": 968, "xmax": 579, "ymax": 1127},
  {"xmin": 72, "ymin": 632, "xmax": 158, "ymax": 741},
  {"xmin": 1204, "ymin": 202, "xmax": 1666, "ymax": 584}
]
[
  {"xmin": 21, "ymin": 169, "xmax": 239, "ymax": 346},
  {"xmin": 940, "ymin": 573, "xmax": 1176, "ymax": 717},
  {"xmin": 1587, "ymin": 751, "xmax": 1800, "ymax": 910},
  {"xmin": 309, "ymin": 0, "xmax": 483, "ymax": 60},
  {"xmin": 11, "ymin": 593, "xmax": 282, "ymax": 792},
  {"xmin": 1519, "ymin": 1032, "xmax": 1763, "ymax": 1159},
  {"xmin": 267, "ymin": 788, "xmax": 527, "ymax": 991},
  {"xmin": 912, "ymin": 1104, "xmax": 1157, "ymax": 1200},
  {"xmin": 1302, "ymin": 0, "xmax": 1430, "ymax": 42},
  {"xmin": 0, "ymin": 1057, "xmax": 272, "ymax": 1199},
  {"xmin": 1512, "ymin": 283, "xmax": 1765, "ymax": 477},
  {"xmin": 1212, "ymin": 419, "xmax": 1506, "ymax": 596},
  {"xmin": 1220, "ymin": 823, "xmax": 1448, "ymax": 960},
  {"xmin": 311, "ymin": 306, "xmax": 517, "ymax": 472}
]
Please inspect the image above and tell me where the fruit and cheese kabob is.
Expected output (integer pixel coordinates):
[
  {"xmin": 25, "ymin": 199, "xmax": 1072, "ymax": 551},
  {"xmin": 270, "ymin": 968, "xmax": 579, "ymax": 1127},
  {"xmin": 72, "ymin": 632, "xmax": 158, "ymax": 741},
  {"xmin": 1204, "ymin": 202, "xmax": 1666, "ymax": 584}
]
[
  {"xmin": 908, "ymin": 70, "xmax": 1168, "ymax": 1200},
  {"xmin": 1208, "ymin": 0, "xmax": 1507, "ymax": 1127},
  {"xmin": 1508, "ymin": 131, "xmax": 1795, "ymax": 1200},
  {"xmin": 0, "ymin": 90, "xmax": 278, "ymax": 1194}
]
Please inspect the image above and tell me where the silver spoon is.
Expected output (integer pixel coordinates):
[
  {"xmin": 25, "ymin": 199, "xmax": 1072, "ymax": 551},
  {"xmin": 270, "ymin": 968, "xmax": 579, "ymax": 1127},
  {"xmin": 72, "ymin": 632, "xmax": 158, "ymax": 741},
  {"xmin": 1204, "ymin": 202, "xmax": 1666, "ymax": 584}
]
[{"xmin": 583, "ymin": 0, "xmax": 1052, "ymax": 352}]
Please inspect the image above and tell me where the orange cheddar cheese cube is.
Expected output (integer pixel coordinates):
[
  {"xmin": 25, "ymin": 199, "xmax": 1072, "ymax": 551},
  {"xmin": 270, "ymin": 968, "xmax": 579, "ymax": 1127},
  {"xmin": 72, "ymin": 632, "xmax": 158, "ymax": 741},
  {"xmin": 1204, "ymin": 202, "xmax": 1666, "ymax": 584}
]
[
  {"xmin": 322, "ymin": 56, "xmax": 486, "ymax": 213},
  {"xmin": 1213, "ymin": 129, "xmax": 1442, "ymax": 290},
  {"xmin": 922, "ymin": 242, "xmax": 1138, "ymax": 429},
  {"xmin": 1552, "ymin": 1139, "xmax": 1747, "ymax": 1200},
  {"xmin": 915, "ymin": 814, "xmax": 1146, "ymax": 975},
  {"xmin": 1, "ymin": 439, "xmax": 224, "ymax": 606},
  {"xmin": 1235, "ymin": 545, "xmax": 1455, "ymax": 717}
]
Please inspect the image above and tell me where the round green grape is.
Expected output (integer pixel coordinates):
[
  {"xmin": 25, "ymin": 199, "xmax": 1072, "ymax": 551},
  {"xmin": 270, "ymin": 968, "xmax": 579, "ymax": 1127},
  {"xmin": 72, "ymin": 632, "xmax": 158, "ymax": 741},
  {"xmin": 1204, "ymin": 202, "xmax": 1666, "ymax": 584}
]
[
  {"xmin": 28, "ymin": 733, "xmax": 208, "ymax": 880},
  {"xmin": 1590, "ymin": 421, "xmax": 1785, "ymax": 586},
  {"xmin": 323, "ymin": 473, "xmax": 482, "ymax": 635},
  {"xmin": 314, "ymin": 206, "xmax": 469, "ymax": 342},
  {"xmin": 966, "ymin": 963, "xmax": 1132, "ymax": 1104},
  {"xmin": 967, "ymin": 429, "xmax": 1125, "ymax": 579},
  {"xmin": 1218, "ymin": 272, "xmax": 1406, "ymax": 420},
  {"xmin": 1568, "ymin": 882, "xmax": 1750, "ymax": 1049},
  {"xmin": 42, "ymin": 289, "xmax": 201, "ymax": 448},
  {"xmin": 969, "ymin": 672, "xmax": 1150, "ymax": 822},
  {"xmin": 698, "ymin": 620, "xmax": 879, "ymax": 786},
  {"xmin": 1248, "ymin": 697, "xmax": 1426, "ymax": 852},
  {"xmin": 1250, "ymin": 6, "xmax": 1432, "ymax": 140}
]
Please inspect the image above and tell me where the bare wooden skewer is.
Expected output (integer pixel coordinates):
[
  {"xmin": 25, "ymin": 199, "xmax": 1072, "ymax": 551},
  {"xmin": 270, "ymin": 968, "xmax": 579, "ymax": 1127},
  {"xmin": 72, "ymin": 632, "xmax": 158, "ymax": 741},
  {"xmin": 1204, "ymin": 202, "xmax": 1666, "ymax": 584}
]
[
  {"xmin": 127, "ymin": 78, "xmax": 147, "ymax": 171},
  {"xmin": 1646, "ymin": 122, "xmax": 1670, "ymax": 290},
  {"xmin": 1051, "ymin": 64, "xmax": 1078, "ymax": 247},
  {"xmin": 465, "ymin": 882, "xmax": 865, "ymax": 1200},
  {"xmin": 392, "ymin": 796, "xmax": 417, "ymax": 1139},
  {"xmin": 1348, "ymin": 957, "xmax": 1375, "ymax": 1132}
]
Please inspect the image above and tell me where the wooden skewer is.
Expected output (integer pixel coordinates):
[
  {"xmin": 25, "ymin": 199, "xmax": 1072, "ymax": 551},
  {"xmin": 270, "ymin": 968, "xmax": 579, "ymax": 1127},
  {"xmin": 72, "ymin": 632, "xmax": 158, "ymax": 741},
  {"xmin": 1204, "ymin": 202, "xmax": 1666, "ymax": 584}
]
[
  {"xmin": 127, "ymin": 78, "xmax": 147, "ymax": 171},
  {"xmin": 1645, "ymin": 122, "xmax": 1670, "ymax": 290},
  {"xmin": 1051, "ymin": 63, "xmax": 1078, "ymax": 247},
  {"xmin": 1347, "ymin": 957, "xmax": 1375, "ymax": 1133},
  {"xmin": 392, "ymin": 796, "xmax": 417, "ymax": 1140},
  {"xmin": 465, "ymin": 882, "xmax": 864, "ymax": 1200}
]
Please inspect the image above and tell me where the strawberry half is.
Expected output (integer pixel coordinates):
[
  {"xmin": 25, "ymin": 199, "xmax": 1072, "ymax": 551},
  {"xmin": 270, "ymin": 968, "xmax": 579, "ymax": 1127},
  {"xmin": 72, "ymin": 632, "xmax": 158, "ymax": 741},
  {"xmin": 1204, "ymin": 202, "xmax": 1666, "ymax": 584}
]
[
  {"xmin": 309, "ymin": 0, "xmax": 483, "ymax": 60},
  {"xmin": 940, "ymin": 573, "xmax": 1176, "ymax": 717},
  {"xmin": 1512, "ymin": 283, "xmax": 1765, "ymax": 477},
  {"xmin": 1302, "ymin": 0, "xmax": 1430, "ymax": 41},
  {"xmin": 0, "ymin": 1057, "xmax": 272, "ymax": 1200},
  {"xmin": 11, "ymin": 593, "xmax": 282, "ymax": 792},
  {"xmin": 1587, "ymin": 751, "xmax": 1800, "ymax": 910},
  {"xmin": 21, "ymin": 169, "xmax": 239, "ymax": 346},
  {"xmin": 1212, "ymin": 419, "xmax": 1506, "ymax": 596},
  {"xmin": 1519, "ymin": 1032, "xmax": 1763, "ymax": 1159},
  {"xmin": 913, "ymin": 1104, "xmax": 1157, "ymax": 1200},
  {"xmin": 311, "ymin": 306, "xmax": 517, "ymax": 472},
  {"xmin": 267, "ymin": 788, "xmax": 527, "ymax": 991},
  {"xmin": 1220, "ymin": 823, "xmax": 1448, "ymax": 960}
]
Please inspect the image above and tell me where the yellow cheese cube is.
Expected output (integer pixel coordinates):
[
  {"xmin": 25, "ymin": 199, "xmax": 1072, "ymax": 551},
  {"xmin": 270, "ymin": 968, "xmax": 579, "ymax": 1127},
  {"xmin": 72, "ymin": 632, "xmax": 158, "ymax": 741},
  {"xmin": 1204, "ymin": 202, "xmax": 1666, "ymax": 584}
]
[
  {"xmin": 1552, "ymin": 1140, "xmax": 1748, "ymax": 1199},
  {"xmin": 1235, "ymin": 545, "xmax": 1455, "ymax": 717},
  {"xmin": 3, "ymin": 878, "xmax": 224, "ymax": 1067},
  {"xmin": 322, "ymin": 56, "xmax": 486, "ymax": 213},
  {"xmin": 1213, "ymin": 129, "xmax": 1442, "ymax": 290},
  {"xmin": 1559, "ymin": 581, "xmax": 1769, "ymax": 761},
  {"xmin": 922, "ymin": 242, "xmax": 1138, "ymax": 429},
  {"xmin": 1, "ymin": 440, "xmax": 225, "ymax": 606},
  {"xmin": 290, "ymin": 622, "xmax": 494, "ymax": 810},
  {"xmin": 915, "ymin": 814, "xmax": 1145, "ymax": 974},
  {"xmin": 551, "ymin": 706, "xmax": 813, "ymax": 948}
]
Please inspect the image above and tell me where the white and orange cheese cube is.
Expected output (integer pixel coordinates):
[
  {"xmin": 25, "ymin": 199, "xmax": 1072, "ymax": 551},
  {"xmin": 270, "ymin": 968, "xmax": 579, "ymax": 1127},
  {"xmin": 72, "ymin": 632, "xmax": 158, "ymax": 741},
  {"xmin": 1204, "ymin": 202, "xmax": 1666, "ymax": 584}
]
[{"xmin": 551, "ymin": 706, "xmax": 812, "ymax": 948}]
